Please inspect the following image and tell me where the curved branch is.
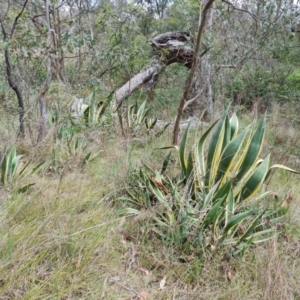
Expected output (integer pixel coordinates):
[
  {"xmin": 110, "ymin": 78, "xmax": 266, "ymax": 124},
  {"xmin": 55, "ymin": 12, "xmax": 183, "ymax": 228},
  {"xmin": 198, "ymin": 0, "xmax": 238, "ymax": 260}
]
[
  {"xmin": 221, "ymin": 0, "xmax": 259, "ymax": 23},
  {"xmin": 113, "ymin": 32, "xmax": 195, "ymax": 110},
  {"xmin": 11, "ymin": 0, "xmax": 29, "ymax": 36}
]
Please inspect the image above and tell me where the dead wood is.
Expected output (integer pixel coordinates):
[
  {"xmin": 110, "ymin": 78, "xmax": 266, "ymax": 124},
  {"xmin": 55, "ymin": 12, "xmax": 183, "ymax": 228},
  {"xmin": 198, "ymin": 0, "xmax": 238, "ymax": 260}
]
[{"xmin": 114, "ymin": 31, "xmax": 194, "ymax": 109}]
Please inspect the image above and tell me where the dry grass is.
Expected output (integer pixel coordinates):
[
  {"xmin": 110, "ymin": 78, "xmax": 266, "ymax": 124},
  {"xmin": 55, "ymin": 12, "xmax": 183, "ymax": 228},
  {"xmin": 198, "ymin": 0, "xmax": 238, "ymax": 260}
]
[{"xmin": 1, "ymin": 107, "xmax": 300, "ymax": 299}]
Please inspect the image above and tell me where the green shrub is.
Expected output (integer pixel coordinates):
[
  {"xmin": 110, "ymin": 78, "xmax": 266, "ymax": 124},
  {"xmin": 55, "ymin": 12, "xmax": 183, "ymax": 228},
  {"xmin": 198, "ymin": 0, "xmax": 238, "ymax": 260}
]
[
  {"xmin": 0, "ymin": 146, "xmax": 27, "ymax": 185},
  {"xmin": 48, "ymin": 133, "xmax": 99, "ymax": 174},
  {"xmin": 127, "ymin": 100, "xmax": 157, "ymax": 134},
  {"xmin": 286, "ymin": 69, "xmax": 300, "ymax": 92},
  {"xmin": 0, "ymin": 146, "xmax": 43, "ymax": 192},
  {"xmin": 122, "ymin": 106, "xmax": 299, "ymax": 256}
]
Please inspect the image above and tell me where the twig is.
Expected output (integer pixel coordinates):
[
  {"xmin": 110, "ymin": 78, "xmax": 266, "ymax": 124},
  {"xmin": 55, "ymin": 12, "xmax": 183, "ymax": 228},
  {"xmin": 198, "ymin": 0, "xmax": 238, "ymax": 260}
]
[
  {"xmin": 183, "ymin": 85, "xmax": 206, "ymax": 111},
  {"xmin": 99, "ymin": 266, "xmax": 145, "ymax": 300},
  {"xmin": 222, "ymin": 0, "xmax": 259, "ymax": 23},
  {"xmin": 11, "ymin": 0, "xmax": 29, "ymax": 36},
  {"xmin": 215, "ymin": 64, "xmax": 237, "ymax": 72}
]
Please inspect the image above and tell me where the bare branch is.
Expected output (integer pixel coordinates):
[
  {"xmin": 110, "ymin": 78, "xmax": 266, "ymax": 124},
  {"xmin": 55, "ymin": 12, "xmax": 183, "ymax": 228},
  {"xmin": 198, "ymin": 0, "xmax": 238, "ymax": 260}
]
[
  {"xmin": 99, "ymin": 266, "xmax": 145, "ymax": 300},
  {"xmin": 11, "ymin": 0, "xmax": 29, "ymax": 36},
  {"xmin": 0, "ymin": 19, "xmax": 7, "ymax": 39},
  {"xmin": 0, "ymin": 1, "xmax": 11, "ymax": 21},
  {"xmin": 215, "ymin": 64, "xmax": 237, "ymax": 72},
  {"xmin": 222, "ymin": 0, "xmax": 259, "ymax": 23},
  {"xmin": 183, "ymin": 86, "xmax": 206, "ymax": 111}
]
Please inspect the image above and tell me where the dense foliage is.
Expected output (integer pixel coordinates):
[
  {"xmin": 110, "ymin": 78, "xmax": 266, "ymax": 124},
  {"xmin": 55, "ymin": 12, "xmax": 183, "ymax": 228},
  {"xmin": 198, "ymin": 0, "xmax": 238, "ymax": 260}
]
[{"xmin": 123, "ymin": 107, "xmax": 298, "ymax": 255}]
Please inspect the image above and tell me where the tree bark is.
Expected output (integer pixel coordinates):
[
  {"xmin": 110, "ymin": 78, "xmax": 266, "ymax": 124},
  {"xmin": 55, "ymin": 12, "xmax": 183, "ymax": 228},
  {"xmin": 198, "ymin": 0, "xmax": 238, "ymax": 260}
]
[
  {"xmin": 0, "ymin": 0, "xmax": 29, "ymax": 139},
  {"xmin": 200, "ymin": 0, "xmax": 215, "ymax": 117},
  {"xmin": 37, "ymin": 0, "xmax": 52, "ymax": 143},
  {"xmin": 172, "ymin": 0, "xmax": 215, "ymax": 145},
  {"xmin": 51, "ymin": 4, "xmax": 66, "ymax": 83},
  {"xmin": 3, "ymin": 47, "xmax": 26, "ymax": 139}
]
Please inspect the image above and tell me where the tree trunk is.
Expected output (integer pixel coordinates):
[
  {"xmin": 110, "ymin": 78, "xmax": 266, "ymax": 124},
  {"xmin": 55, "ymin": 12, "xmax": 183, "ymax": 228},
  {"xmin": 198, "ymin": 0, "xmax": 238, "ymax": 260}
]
[
  {"xmin": 185, "ymin": 0, "xmax": 214, "ymax": 119},
  {"xmin": 200, "ymin": 0, "xmax": 215, "ymax": 118},
  {"xmin": 51, "ymin": 4, "xmax": 66, "ymax": 83},
  {"xmin": 172, "ymin": 0, "xmax": 215, "ymax": 145},
  {"xmin": 0, "ymin": 0, "xmax": 29, "ymax": 139},
  {"xmin": 37, "ymin": 0, "xmax": 52, "ymax": 143},
  {"xmin": 115, "ymin": 59, "xmax": 164, "ymax": 109},
  {"xmin": 3, "ymin": 48, "xmax": 26, "ymax": 139}
]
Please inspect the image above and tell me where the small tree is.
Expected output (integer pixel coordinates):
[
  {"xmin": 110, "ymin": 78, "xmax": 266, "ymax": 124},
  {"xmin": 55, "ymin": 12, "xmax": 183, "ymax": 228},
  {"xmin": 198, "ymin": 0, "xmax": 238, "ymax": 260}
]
[{"xmin": 0, "ymin": 0, "xmax": 29, "ymax": 138}]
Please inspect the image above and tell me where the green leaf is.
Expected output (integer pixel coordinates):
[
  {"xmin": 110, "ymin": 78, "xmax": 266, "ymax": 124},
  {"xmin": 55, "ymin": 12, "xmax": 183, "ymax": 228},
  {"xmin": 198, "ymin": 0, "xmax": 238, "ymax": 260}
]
[
  {"xmin": 17, "ymin": 183, "xmax": 35, "ymax": 194},
  {"xmin": 128, "ymin": 103, "xmax": 136, "ymax": 128},
  {"xmin": 186, "ymin": 151, "xmax": 193, "ymax": 182},
  {"xmin": 215, "ymin": 125, "xmax": 250, "ymax": 184},
  {"xmin": 95, "ymin": 102, "xmax": 105, "ymax": 122},
  {"xmin": 225, "ymin": 188, "xmax": 234, "ymax": 227},
  {"xmin": 238, "ymin": 210, "xmax": 265, "ymax": 242},
  {"xmin": 122, "ymin": 207, "xmax": 141, "ymax": 215},
  {"xmin": 206, "ymin": 106, "xmax": 230, "ymax": 188},
  {"xmin": 11, "ymin": 155, "xmax": 23, "ymax": 178},
  {"xmin": 212, "ymin": 180, "xmax": 231, "ymax": 204},
  {"xmin": 179, "ymin": 123, "xmax": 191, "ymax": 179},
  {"xmin": 196, "ymin": 119, "xmax": 219, "ymax": 187},
  {"xmin": 229, "ymin": 112, "xmax": 239, "ymax": 139},
  {"xmin": 202, "ymin": 180, "xmax": 221, "ymax": 209},
  {"xmin": 202, "ymin": 195, "xmax": 226, "ymax": 230},
  {"xmin": 147, "ymin": 180, "xmax": 167, "ymax": 205},
  {"xmin": 266, "ymin": 164, "xmax": 300, "ymax": 181},
  {"xmin": 235, "ymin": 113, "xmax": 266, "ymax": 184},
  {"xmin": 161, "ymin": 151, "xmax": 171, "ymax": 174},
  {"xmin": 246, "ymin": 229, "xmax": 280, "ymax": 244},
  {"xmin": 224, "ymin": 210, "xmax": 256, "ymax": 235},
  {"xmin": 19, "ymin": 160, "xmax": 31, "ymax": 176},
  {"xmin": 212, "ymin": 198, "xmax": 227, "ymax": 237},
  {"xmin": 1, "ymin": 155, "xmax": 8, "ymax": 185},
  {"xmin": 156, "ymin": 146, "xmax": 176, "ymax": 150},
  {"xmin": 32, "ymin": 161, "xmax": 46, "ymax": 176},
  {"xmin": 136, "ymin": 100, "xmax": 148, "ymax": 123},
  {"xmin": 222, "ymin": 115, "xmax": 231, "ymax": 153},
  {"xmin": 84, "ymin": 152, "xmax": 92, "ymax": 162},
  {"xmin": 145, "ymin": 117, "xmax": 157, "ymax": 130},
  {"xmin": 240, "ymin": 155, "xmax": 270, "ymax": 201},
  {"xmin": 139, "ymin": 168, "xmax": 147, "ymax": 183}
]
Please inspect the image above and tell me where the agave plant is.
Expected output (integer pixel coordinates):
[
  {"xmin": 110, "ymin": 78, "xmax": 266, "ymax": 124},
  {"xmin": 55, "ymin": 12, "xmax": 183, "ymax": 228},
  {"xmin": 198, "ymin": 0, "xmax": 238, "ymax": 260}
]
[
  {"xmin": 123, "ymin": 106, "xmax": 299, "ymax": 255},
  {"xmin": 0, "ymin": 146, "xmax": 43, "ymax": 190},
  {"xmin": 83, "ymin": 91, "xmax": 108, "ymax": 126},
  {"xmin": 51, "ymin": 133, "xmax": 99, "ymax": 170},
  {"xmin": 70, "ymin": 91, "xmax": 111, "ymax": 127},
  {"xmin": 127, "ymin": 100, "xmax": 157, "ymax": 133},
  {"xmin": 0, "ymin": 146, "xmax": 29, "ymax": 185}
]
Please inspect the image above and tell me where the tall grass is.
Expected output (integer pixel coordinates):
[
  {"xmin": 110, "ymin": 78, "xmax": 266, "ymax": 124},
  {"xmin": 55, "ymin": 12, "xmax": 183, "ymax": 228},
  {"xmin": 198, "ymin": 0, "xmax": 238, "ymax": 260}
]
[{"xmin": 0, "ymin": 107, "xmax": 300, "ymax": 299}]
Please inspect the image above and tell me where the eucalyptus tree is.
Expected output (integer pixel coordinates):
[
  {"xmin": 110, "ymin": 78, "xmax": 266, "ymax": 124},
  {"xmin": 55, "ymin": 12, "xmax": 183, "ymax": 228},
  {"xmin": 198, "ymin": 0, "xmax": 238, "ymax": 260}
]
[
  {"xmin": 137, "ymin": 0, "xmax": 170, "ymax": 19},
  {"xmin": 0, "ymin": 0, "xmax": 29, "ymax": 138},
  {"xmin": 213, "ymin": 0, "xmax": 300, "ymax": 108}
]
